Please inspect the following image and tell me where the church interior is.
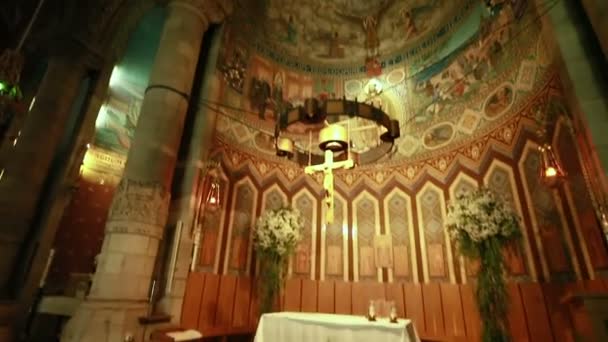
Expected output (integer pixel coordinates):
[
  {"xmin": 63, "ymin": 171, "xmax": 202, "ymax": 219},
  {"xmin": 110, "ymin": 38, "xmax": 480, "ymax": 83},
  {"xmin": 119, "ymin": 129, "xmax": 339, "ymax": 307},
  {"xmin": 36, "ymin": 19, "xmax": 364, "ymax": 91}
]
[{"xmin": 1, "ymin": 0, "xmax": 608, "ymax": 341}]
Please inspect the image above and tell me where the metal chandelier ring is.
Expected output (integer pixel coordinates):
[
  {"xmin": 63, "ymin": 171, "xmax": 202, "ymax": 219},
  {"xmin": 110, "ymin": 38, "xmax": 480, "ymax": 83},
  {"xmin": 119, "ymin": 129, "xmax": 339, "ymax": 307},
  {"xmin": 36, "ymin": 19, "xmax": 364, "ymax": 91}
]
[{"xmin": 275, "ymin": 97, "xmax": 400, "ymax": 167}]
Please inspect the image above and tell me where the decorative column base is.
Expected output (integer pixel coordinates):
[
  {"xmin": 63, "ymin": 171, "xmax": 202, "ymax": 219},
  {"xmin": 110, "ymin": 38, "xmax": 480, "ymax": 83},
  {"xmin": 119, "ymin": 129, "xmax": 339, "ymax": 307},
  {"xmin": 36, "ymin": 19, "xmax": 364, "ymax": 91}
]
[{"xmin": 61, "ymin": 300, "xmax": 149, "ymax": 342}]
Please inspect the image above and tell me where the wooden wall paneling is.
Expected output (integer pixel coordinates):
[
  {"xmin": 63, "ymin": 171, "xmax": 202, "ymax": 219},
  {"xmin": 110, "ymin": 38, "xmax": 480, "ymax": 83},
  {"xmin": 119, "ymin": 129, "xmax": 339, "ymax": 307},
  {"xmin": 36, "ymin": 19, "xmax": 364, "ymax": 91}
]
[
  {"xmin": 300, "ymin": 279, "xmax": 318, "ymax": 312},
  {"xmin": 439, "ymin": 283, "xmax": 466, "ymax": 337},
  {"xmin": 459, "ymin": 284, "xmax": 481, "ymax": 341},
  {"xmin": 215, "ymin": 275, "xmax": 238, "ymax": 328},
  {"xmin": 422, "ymin": 283, "xmax": 445, "ymax": 337},
  {"xmin": 198, "ymin": 273, "xmax": 221, "ymax": 331},
  {"xmin": 404, "ymin": 283, "xmax": 425, "ymax": 334},
  {"xmin": 520, "ymin": 282, "xmax": 554, "ymax": 342},
  {"xmin": 334, "ymin": 281, "xmax": 352, "ymax": 314},
  {"xmin": 181, "ymin": 272, "xmax": 205, "ymax": 329},
  {"xmin": 584, "ymin": 279, "xmax": 607, "ymax": 292},
  {"xmin": 507, "ymin": 283, "xmax": 529, "ymax": 341},
  {"xmin": 385, "ymin": 283, "xmax": 405, "ymax": 317},
  {"xmin": 317, "ymin": 280, "xmax": 335, "ymax": 313},
  {"xmin": 284, "ymin": 278, "xmax": 303, "ymax": 311},
  {"xmin": 565, "ymin": 281, "xmax": 596, "ymax": 341},
  {"xmin": 351, "ymin": 282, "xmax": 386, "ymax": 316},
  {"xmin": 542, "ymin": 283, "xmax": 575, "ymax": 342},
  {"xmin": 249, "ymin": 279, "xmax": 260, "ymax": 328},
  {"xmin": 232, "ymin": 276, "xmax": 252, "ymax": 328}
]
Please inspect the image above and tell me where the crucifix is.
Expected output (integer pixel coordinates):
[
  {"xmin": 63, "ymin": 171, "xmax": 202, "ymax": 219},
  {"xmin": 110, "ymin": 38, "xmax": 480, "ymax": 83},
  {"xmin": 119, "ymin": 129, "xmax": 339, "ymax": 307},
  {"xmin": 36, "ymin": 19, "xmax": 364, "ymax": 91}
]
[{"xmin": 304, "ymin": 126, "xmax": 354, "ymax": 224}]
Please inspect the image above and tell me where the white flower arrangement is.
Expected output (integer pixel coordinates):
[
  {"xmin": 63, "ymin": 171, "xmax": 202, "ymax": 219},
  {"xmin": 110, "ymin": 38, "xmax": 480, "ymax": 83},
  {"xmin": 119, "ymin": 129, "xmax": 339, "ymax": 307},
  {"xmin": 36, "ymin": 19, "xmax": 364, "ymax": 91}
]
[
  {"xmin": 446, "ymin": 188, "xmax": 521, "ymax": 246},
  {"xmin": 446, "ymin": 187, "xmax": 522, "ymax": 342},
  {"xmin": 254, "ymin": 207, "xmax": 304, "ymax": 257}
]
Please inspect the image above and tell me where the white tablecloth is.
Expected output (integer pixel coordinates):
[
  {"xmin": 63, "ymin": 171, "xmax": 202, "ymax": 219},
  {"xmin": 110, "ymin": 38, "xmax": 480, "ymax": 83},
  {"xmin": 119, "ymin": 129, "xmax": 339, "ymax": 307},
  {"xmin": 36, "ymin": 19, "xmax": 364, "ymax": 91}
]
[{"xmin": 254, "ymin": 312, "xmax": 420, "ymax": 342}]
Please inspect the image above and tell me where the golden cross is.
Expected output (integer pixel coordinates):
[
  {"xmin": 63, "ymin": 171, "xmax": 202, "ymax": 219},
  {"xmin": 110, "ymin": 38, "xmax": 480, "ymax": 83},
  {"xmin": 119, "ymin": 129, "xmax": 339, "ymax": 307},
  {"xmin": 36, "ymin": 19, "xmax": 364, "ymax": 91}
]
[{"xmin": 305, "ymin": 149, "xmax": 354, "ymax": 223}]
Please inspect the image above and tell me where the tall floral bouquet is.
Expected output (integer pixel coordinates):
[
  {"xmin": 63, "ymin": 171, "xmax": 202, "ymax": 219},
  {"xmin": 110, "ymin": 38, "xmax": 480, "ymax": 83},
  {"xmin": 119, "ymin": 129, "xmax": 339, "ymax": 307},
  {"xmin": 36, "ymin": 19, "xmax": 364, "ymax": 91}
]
[
  {"xmin": 253, "ymin": 206, "xmax": 304, "ymax": 313},
  {"xmin": 446, "ymin": 188, "xmax": 521, "ymax": 342}
]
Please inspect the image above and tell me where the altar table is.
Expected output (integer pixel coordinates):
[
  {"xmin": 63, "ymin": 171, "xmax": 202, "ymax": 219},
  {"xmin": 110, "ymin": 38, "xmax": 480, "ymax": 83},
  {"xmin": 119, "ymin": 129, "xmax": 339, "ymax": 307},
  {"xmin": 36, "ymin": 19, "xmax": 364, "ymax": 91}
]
[{"xmin": 254, "ymin": 312, "xmax": 420, "ymax": 342}]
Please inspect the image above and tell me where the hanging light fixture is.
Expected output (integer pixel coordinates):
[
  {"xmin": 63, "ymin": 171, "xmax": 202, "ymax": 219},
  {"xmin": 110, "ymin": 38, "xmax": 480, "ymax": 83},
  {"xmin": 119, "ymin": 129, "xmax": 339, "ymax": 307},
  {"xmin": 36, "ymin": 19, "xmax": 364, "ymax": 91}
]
[
  {"xmin": 538, "ymin": 144, "xmax": 566, "ymax": 187},
  {"xmin": 202, "ymin": 161, "xmax": 222, "ymax": 211},
  {"xmin": 205, "ymin": 174, "xmax": 221, "ymax": 210}
]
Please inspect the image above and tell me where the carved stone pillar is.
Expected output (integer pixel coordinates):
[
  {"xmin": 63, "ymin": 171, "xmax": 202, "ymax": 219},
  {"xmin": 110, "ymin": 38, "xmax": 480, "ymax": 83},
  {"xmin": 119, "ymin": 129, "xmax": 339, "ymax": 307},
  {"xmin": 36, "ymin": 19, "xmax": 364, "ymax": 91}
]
[
  {"xmin": 61, "ymin": 1, "xmax": 231, "ymax": 340},
  {"xmin": 156, "ymin": 24, "xmax": 224, "ymax": 321}
]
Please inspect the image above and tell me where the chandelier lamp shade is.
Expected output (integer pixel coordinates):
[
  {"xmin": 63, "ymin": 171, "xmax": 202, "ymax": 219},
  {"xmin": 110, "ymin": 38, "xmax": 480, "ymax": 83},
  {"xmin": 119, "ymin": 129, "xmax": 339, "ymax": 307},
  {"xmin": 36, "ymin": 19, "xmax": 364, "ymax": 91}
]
[
  {"xmin": 318, "ymin": 124, "xmax": 348, "ymax": 152},
  {"xmin": 276, "ymin": 137, "xmax": 295, "ymax": 158}
]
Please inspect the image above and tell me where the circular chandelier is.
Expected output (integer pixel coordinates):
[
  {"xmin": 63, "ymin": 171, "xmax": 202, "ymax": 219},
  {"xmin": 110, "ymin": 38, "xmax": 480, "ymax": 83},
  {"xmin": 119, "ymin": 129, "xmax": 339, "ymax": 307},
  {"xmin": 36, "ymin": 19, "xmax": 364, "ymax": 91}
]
[{"xmin": 274, "ymin": 97, "xmax": 400, "ymax": 166}]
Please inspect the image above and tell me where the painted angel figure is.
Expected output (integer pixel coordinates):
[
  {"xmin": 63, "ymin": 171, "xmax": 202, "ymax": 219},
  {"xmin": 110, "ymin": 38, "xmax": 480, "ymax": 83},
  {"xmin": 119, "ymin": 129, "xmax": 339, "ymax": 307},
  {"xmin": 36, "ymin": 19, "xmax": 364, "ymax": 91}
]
[
  {"xmin": 334, "ymin": 0, "xmax": 395, "ymax": 58},
  {"xmin": 399, "ymin": 8, "xmax": 418, "ymax": 40}
]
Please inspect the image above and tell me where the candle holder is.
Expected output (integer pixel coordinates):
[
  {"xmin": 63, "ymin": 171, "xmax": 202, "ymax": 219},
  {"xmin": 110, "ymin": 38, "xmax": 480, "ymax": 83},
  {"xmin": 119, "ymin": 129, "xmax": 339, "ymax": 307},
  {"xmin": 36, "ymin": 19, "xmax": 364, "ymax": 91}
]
[
  {"xmin": 366, "ymin": 300, "xmax": 376, "ymax": 321},
  {"xmin": 389, "ymin": 303, "xmax": 398, "ymax": 323}
]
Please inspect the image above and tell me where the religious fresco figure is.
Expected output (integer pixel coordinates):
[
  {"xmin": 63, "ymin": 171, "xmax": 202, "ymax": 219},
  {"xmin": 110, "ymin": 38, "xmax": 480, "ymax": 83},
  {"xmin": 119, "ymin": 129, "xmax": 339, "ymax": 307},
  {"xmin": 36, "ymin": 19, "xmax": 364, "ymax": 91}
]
[
  {"xmin": 249, "ymin": 77, "xmax": 271, "ymax": 119},
  {"xmin": 285, "ymin": 15, "xmax": 298, "ymax": 45},
  {"xmin": 401, "ymin": 9, "xmax": 418, "ymax": 40},
  {"xmin": 423, "ymin": 123, "xmax": 454, "ymax": 148},
  {"xmin": 484, "ymin": 85, "xmax": 513, "ymax": 117},
  {"xmin": 327, "ymin": 31, "xmax": 345, "ymax": 58},
  {"xmin": 334, "ymin": 0, "xmax": 395, "ymax": 59}
]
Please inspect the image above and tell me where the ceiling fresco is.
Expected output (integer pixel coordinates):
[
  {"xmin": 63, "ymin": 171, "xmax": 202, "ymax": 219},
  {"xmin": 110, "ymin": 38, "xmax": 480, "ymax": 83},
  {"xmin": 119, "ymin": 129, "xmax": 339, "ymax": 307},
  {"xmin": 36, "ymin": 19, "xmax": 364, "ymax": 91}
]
[
  {"xmin": 228, "ymin": 0, "xmax": 476, "ymax": 71},
  {"xmin": 215, "ymin": 0, "xmax": 545, "ymax": 165}
]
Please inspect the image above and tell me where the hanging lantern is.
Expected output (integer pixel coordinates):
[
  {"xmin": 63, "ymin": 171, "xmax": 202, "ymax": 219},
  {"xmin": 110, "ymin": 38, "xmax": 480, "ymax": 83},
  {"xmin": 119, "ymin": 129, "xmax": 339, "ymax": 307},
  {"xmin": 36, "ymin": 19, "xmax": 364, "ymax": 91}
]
[
  {"xmin": 205, "ymin": 176, "xmax": 221, "ymax": 210},
  {"xmin": 538, "ymin": 144, "xmax": 566, "ymax": 187}
]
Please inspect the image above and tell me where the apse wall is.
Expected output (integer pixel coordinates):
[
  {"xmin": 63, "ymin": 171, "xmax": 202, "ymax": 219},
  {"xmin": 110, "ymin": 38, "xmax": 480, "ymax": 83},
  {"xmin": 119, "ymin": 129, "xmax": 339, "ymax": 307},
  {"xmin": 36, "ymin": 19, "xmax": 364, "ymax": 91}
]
[
  {"xmin": 200, "ymin": 96, "xmax": 608, "ymax": 285},
  {"xmin": 199, "ymin": 1, "xmax": 608, "ymax": 284}
]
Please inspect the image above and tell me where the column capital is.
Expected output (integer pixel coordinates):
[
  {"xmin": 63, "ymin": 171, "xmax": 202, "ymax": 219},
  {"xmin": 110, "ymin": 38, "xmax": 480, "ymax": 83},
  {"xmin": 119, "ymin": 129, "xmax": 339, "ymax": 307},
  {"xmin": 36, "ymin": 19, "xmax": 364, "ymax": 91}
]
[
  {"xmin": 170, "ymin": 0, "xmax": 234, "ymax": 25},
  {"xmin": 105, "ymin": 178, "xmax": 170, "ymax": 239}
]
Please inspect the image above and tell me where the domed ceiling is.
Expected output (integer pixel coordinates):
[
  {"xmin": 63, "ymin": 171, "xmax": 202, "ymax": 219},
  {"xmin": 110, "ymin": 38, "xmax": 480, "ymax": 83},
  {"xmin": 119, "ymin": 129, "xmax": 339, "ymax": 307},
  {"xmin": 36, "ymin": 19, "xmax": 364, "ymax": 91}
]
[
  {"xmin": 215, "ymin": 0, "xmax": 546, "ymax": 167},
  {"xmin": 230, "ymin": 0, "xmax": 470, "ymax": 67}
]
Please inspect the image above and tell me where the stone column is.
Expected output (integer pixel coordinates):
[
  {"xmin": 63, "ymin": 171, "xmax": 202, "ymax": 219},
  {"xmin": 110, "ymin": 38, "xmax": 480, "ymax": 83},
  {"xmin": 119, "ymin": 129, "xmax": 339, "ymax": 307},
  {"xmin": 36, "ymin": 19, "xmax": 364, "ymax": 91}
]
[
  {"xmin": 157, "ymin": 24, "xmax": 224, "ymax": 321},
  {"xmin": 0, "ymin": 51, "xmax": 89, "ymax": 297},
  {"xmin": 61, "ymin": 1, "xmax": 230, "ymax": 341},
  {"xmin": 537, "ymin": 0, "xmax": 608, "ymax": 190}
]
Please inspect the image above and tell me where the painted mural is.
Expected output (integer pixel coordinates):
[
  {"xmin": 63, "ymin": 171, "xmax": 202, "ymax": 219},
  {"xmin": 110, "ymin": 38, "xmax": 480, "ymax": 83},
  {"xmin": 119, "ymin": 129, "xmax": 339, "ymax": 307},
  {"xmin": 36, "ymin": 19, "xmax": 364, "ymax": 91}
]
[
  {"xmin": 216, "ymin": 0, "xmax": 545, "ymax": 165},
  {"xmin": 229, "ymin": 0, "xmax": 465, "ymax": 68},
  {"xmin": 94, "ymin": 95, "xmax": 141, "ymax": 154},
  {"xmin": 195, "ymin": 81, "xmax": 607, "ymax": 284}
]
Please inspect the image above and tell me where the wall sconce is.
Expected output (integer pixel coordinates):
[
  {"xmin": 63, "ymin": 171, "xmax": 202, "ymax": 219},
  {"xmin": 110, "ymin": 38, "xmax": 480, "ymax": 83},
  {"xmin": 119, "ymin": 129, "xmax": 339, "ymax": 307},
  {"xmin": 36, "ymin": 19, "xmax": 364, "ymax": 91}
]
[
  {"xmin": 205, "ymin": 176, "xmax": 221, "ymax": 210},
  {"xmin": 202, "ymin": 161, "xmax": 221, "ymax": 211},
  {"xmin": 538, "ymin": 144, "xmax": 566, "ymax": 187}
]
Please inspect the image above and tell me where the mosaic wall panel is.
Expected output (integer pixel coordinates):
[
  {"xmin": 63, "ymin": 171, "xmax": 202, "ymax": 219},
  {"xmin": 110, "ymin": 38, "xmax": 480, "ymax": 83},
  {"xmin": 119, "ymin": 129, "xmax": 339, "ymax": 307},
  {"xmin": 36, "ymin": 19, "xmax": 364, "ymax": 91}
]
[
  {"xmin": 384, "ymin": 189, "xmax": 416, "ymax": 283},
  {"xmin": 485, "ymin": 161, "xmax": 534, "ymax": 280},
  {"xmin": 224, "ymin": 178, "xmax": 257, "ymax": 275},
  {"xmin": 520, "ymin": 146, "xmax": 578, "ymax": 280},
  {"xmin": 416, "ymin": 184, "xmax": 454, "ymax": 283},
  {"xmin": 323, "ymin": 194, "xmax": 347, "ymax": 281},
  {"xmin": 449, "ymin": 174, "xmax": 479, "ymax": 282},
  {"xmin": 353, "ymin": 192, "xmax": 381, "ymax": 282},
  {"xmin": 262, "ymin": 185, "xmax": 288, "ymax": 211},
  {"xmin": 199, "ymin": 177, "xmax": 229, "ymax": 273},
  {"xmin": 557, "ymin": 123, "xmax": 608, "ymax": 272},
  {"xmin": 290, "ymin": 189, "xmax": 317, "ymax": 279}
]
